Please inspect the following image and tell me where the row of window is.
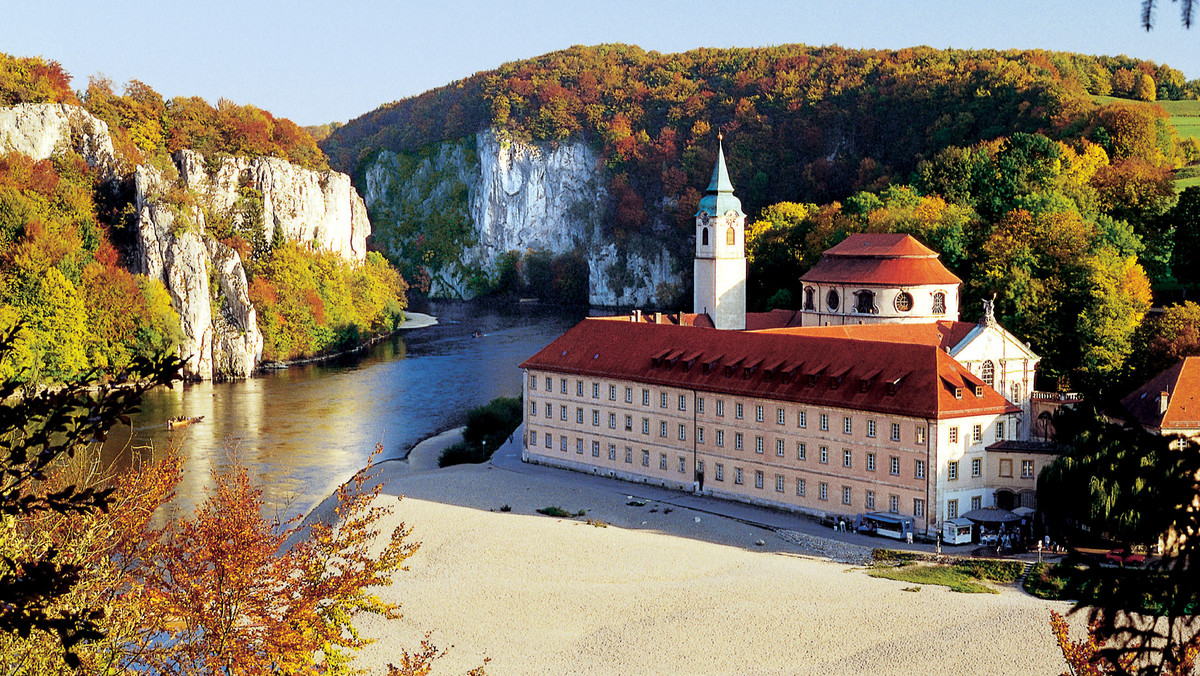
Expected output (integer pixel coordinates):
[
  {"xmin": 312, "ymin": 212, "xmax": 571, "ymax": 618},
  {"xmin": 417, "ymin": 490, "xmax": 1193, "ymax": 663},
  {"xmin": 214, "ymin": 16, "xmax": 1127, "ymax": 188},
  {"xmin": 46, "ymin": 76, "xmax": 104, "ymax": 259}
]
[
  {"xmin": 802, "ymin": 287, "xmax": 948, "ymax": 316},
  {"xmin": 709, "ymin": 462, "xmax": 925, "ymax": 516},
  {"xmin": 946, "ymin": 496, "xmax": 984, "ymax": 519}
]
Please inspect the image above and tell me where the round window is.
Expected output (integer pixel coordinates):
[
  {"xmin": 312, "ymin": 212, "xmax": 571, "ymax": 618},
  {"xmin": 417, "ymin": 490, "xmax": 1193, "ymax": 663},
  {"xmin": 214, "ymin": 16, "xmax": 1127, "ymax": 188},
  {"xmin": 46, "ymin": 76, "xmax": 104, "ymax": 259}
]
[
  {"xmin": 826, "ymin": 290, "xmax": 840, "ymax": 311},
  {"xmin": 895, "ymin": 292, "xmax": 913, "ymax": 312}
]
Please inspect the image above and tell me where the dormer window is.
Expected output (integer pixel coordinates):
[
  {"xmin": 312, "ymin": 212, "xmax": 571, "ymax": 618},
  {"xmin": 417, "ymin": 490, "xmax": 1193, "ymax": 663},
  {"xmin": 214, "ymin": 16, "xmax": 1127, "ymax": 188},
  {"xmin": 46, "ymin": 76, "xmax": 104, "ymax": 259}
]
[
  {"xmin": 975, "ymin": 385, "xmax": 984, "ymax": 397},
  {"xmin": 954, "ymin": 387, "xmax": 963, "ymax": 399}
]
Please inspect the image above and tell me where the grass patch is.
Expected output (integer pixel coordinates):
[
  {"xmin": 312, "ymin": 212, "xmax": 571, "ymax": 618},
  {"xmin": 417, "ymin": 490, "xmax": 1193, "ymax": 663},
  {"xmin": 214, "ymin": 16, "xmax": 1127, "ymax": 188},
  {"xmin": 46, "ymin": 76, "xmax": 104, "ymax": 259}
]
[
  {"xmin": 536, "ymin": 506, "xmax": 586, "ymax": 518},
  {"xmin": 438, "ymin": 395, "xmax": 523, "ymax": 467},
  {"xmin": 953, "ymin": 559, "xmax": 1025, "ymax": 583},
  {"xmin": 869, "ymin": 563, "xmax": 999, "ymax": 594},
  {"xmin": 586, "ymin": 518, "xmax": 608, "ymax": 528},
  {"xmin": 872, "ymin": 548, "xmax": 922, "ymax": 564}
]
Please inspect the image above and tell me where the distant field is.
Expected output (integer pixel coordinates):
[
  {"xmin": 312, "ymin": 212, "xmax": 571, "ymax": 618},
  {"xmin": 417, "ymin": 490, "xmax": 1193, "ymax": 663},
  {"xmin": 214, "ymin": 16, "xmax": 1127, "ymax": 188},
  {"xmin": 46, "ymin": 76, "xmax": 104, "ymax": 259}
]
[
  {"xmin": 1177, "ymin": 175, "xmax": 1200, "ymax": 191},
  {"xmin": 1091, "ymin": 95, "xmax": 1200, "ymax": 190}
]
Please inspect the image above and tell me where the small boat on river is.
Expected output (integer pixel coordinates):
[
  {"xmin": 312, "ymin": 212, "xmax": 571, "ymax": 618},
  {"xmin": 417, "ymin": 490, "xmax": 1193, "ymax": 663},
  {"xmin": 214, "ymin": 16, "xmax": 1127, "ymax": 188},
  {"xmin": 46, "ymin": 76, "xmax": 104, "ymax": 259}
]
[{"xmin": 167, "ymin": 415, "xmax": 204, "ymax": 430}]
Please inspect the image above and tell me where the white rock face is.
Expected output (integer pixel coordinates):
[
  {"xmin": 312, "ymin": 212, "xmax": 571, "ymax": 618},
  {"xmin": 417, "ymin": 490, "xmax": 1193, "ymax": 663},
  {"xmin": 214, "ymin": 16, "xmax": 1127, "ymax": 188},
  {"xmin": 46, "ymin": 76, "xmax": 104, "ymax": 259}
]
[
  {"xmin": 363, "ymin": 129, "xmax": 684, "ymax": 306},
  {"xmin": 0, "ymin": 103, "xmax": 118, "ymax": 179},
  {"xmin": 176, "ymin": 149, "xmax": 368, "ymax": 261}
]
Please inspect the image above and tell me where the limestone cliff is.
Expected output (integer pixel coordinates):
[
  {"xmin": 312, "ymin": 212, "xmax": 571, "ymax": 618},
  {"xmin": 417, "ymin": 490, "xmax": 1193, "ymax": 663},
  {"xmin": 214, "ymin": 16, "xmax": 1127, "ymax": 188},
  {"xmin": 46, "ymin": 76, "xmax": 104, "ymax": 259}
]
[
  {"xmin": 0, "ymin": 103, "xmax": 118, "ymax": 179},
  {"xmin": 363, "ymin": 130, "xmax": 683, "ymax": 307}
]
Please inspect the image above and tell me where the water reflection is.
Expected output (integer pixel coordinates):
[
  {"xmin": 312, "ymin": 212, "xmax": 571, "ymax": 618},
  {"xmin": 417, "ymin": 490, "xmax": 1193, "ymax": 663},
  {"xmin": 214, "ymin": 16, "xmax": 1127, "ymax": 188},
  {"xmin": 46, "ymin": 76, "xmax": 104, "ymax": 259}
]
[{"xmin": 102, "ymin": 302, "xmax": 578, "ymax": 521}]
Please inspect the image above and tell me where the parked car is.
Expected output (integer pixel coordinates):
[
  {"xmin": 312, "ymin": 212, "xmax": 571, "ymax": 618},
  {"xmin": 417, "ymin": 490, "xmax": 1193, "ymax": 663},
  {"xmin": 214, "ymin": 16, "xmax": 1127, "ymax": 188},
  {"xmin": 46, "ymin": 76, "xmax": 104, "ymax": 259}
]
[{"xmin": 1105, "ymin": 547, "xmax": 1146, "ymax": 566}]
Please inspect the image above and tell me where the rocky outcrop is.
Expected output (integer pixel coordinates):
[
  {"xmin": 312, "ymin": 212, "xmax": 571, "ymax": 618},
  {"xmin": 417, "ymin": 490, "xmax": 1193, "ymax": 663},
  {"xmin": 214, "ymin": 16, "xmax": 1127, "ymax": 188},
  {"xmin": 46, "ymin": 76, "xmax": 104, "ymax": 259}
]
[
  {"xmin": 0, "ymin": 103, "xmax": 118, "ymax": 179},
  {"xmin": 176, "ymin": 149, "xmax": 368, "ymax": 261},
  {"xmin": 363, "ymin": 129, "xmax": 684, "ymax": 307}
]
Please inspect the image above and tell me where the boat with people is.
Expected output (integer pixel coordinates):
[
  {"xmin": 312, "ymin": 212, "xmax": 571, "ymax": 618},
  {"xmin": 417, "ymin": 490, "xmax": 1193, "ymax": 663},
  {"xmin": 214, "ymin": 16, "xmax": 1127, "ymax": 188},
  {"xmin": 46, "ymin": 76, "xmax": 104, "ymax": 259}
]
[{"xmin": 167, "ymin": 415, "xmax": 204, "ymax": 430}]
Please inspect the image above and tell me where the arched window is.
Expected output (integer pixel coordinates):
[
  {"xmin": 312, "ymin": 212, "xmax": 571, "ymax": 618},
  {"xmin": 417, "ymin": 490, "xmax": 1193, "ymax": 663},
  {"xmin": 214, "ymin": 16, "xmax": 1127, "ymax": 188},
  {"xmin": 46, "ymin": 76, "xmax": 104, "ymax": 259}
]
[
  {"xmin": 826, "ymin": 290, "xmax": 840, "ymax": 311},
  {"xmin": 982, "ymin": 360, "xmax": 995, "ymax": 387},
  {"xmin": 701, "ymin": 227, "xmax": 709, "ymax": 246},
  {"xmin": 855, "ymin": 290, "xmax": 875, "ymax": 314},
  {"xmin": 726, "ymin": 227, "xmax": 735, "ymax": 245},
  {"xmin": 895, "ymin": 291, "xmax": 913, "ymax": 312},
  {"xmin": 932, "ymin": 291, "xmax": 946, "ymax": 315},
  {"xmin": 1011, "ymin": 382, "xmax": 1021, "ymax": 402},
  {"xmin": 804, "ymin": 287, "xmax": 815, "ymax": 311}
]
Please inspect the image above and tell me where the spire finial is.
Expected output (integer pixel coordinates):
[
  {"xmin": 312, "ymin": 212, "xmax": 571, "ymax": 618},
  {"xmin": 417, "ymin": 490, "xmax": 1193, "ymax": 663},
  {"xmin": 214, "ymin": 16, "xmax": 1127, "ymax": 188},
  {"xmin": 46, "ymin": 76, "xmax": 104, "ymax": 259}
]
[{"xmin": 718, "ymin": 130, "xmax": 724, "ymax": 142}]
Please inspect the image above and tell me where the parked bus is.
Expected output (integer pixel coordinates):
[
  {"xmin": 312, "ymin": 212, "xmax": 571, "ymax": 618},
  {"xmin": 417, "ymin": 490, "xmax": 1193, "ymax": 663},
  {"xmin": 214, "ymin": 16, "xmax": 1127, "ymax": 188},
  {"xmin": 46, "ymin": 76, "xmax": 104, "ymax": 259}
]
[{"xmin": 856, "ymin": 512, "xmax": 915, "ymax": 540}]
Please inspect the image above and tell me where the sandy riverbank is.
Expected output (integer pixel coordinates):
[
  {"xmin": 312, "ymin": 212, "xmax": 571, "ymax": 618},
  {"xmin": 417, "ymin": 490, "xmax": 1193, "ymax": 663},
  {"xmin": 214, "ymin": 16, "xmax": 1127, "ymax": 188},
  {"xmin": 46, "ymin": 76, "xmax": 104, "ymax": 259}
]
[{"xmin": 320, "ymin": 431, "xmax": 1072, "ymax": 675}]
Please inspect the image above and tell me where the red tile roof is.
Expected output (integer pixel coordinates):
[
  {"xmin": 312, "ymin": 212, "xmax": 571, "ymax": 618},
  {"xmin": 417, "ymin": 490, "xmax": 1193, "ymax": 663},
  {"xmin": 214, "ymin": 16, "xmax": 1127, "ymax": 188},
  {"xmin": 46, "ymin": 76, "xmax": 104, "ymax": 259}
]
[
  {"xmin": 1120, "ymin": 357, "xmax": 1200, "ymax": 430},
  {"xmin": 521, "ymin": 319, "xmax": 1019, "ymax": 420},
  {"xmin": 753, "ymin": 320, "xmax": 978, "ymax": 352},
  {"xmin": 800, "ymin": 233, "xmax": 962, "ymax": 286}
]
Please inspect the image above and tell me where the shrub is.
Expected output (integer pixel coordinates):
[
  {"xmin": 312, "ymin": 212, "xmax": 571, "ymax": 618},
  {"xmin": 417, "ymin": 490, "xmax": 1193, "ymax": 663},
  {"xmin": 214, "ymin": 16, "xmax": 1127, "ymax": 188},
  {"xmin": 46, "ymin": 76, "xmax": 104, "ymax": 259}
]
[
  {"xmin": 439, "ymin": 395, "xmax": 522, "ymax": 467},
  {"xmin": 872, "ymin": 548, "xmax": 921, "ymax": 564},
  {"xmin": 536, "ymin": 506, "xmax": 574, "ymax": 518},
  {"xmin": 953, "ymin": 559, "xmax": 1025, "ymax": 583}
]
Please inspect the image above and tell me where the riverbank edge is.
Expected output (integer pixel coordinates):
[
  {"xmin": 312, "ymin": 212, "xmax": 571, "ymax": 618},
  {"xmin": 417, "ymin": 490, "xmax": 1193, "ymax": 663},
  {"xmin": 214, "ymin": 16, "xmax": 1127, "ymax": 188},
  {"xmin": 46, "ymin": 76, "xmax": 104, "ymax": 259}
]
[{"xmin": 257, "ymin": 311, "xmax": 438, "ymax": 372}]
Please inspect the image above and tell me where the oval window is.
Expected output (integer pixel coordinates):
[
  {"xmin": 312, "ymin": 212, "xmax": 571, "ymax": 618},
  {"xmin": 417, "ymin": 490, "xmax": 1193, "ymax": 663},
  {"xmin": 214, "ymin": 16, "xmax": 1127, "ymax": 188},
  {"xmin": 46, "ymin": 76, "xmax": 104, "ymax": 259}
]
[
  {"xmin": 895, "ymin": 292, "xmax": 913, "ymax": 312},
  {"xmin": 826, "ymin": 290, "xmax": 840, "ymax": 311}
]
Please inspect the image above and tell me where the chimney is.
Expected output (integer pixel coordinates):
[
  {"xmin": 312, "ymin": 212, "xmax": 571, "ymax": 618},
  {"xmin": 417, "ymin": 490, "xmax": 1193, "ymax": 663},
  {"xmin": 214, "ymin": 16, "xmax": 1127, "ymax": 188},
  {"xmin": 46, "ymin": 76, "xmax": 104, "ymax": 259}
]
[{"xmin": 1160, "ymin": 391, "xmax": 1170, "ymax": 415}]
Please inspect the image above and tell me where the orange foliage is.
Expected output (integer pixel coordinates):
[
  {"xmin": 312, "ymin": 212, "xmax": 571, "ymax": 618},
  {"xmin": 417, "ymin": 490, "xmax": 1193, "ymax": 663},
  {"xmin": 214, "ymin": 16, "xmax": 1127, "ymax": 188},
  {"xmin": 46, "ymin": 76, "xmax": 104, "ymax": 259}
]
[{"xmin": 1050, "ymin": 610, "xmax": 1199, "ymax": 676}]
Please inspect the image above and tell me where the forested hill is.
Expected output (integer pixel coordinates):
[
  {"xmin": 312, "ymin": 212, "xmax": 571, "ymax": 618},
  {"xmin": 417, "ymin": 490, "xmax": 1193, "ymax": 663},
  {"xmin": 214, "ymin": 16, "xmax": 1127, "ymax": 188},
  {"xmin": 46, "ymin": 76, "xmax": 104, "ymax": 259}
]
[{"xmin": 322, "ymin": 43, "xmax": 1193, "ymax": 225}]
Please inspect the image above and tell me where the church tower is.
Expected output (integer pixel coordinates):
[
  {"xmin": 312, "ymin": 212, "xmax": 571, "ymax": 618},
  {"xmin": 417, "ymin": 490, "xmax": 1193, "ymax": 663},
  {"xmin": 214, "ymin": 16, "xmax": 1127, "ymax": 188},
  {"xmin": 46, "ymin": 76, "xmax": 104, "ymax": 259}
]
[{"xmin": 693, "ymin": 138, "xmax": 746, "ymax": 330}]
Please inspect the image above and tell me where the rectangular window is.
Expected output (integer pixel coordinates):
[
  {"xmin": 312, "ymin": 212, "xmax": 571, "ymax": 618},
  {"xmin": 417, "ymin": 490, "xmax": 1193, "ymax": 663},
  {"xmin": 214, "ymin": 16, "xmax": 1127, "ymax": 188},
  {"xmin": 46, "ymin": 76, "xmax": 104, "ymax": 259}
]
[
  {"xmin": 608, "ymin": 443, "xmax": 616, "ymax": 460},
  {"xmin": 608, "ymin": 413, "xmax": 616, "ymax": 429},
  {"xmin": 545, "ymin": 434, "xmax": 552, "ymax": 449},
  {"xmin": 1022, "ymin": 460, "xmax": 1034, "ymax": 478},
  {"xmin": 776, "ymin": 474, "xmax": 785, "ymax": 492},
  {"xmin": 642, "ymin": 450, "xmax": 650, "ymax": 467},
  {"xmin": 798, "ymin": 410, "xmax": 807, "ymax": 428},
  {"xmin": 659, "ymin": 453, "xmax": 668, "ymax": 470},
  {"xmin": 561, "ymin": 436, "xmax": 568, "ymax": 452},
  {"xmin": 530, "ymin": 375, "xmax": 537, "ymax": 391},
  {"xmin": 561, "ymin": 378, "xmax": 568, "ymax": 394},
  {"xmin": 609, "ymin": 385, "xmax": 616, "ymax": 401},
  {"xmin": 576, "ymin": 438, "xmax": 583, "ymax": 454},
  {"xmin": 754, "ymin": 470, "xmax": 764, "ymax": 489},
  {"xmin": 678, "ymin": 424, "xmax": 686, "ymax": 441},
  {"xmin": 820, "ymin": 414, "xmax": 829, "ymax": 431},
  {"xmin": 545, "ymin": 403, "xmax": 552, "ymax": 418},
  {"xmin": 915, "ymin": 459, "xmax": 926, "ymax": 479},
  {"xmin": 715, "ymin": 463, "xmax": 724, "ymax": 481},
  {"xmin": 735, "ymin": 432, "xmax": 743, "ymax": 450},
  {"xmin": 949, "ymin": 426, "xmax": 959, "ymax": 444},
  {"xmin": 625, "ymin": 447, "xmax": 633, "ymax": 464},
  {"xmin": 843, "ymin": 416, "xmax": 852, "ymax": 434},
  {"xmin": 576, "ymin": 408, "xmax": 584, "ymax": 424},
  {"xmin": 819, "ymin": 482, "xmax": 828, "ymax": 501},
  {"xmin": 973, "ymin": 424, "xmax": 982, "ymax": 443},
  {"xmin": 697, "ymin": 460, "xmax": 704, "ymax": 474},
  {"xmin": 716, "ymin": 400, "xmax": 724, "ymax": 417},
  {"xmin": 592, "ymin": 410, "xmax": 600, "ymax": 426},
  {"xmin": 545, "ymin": 376, "xmax": 551, "ymax": 391},
  {"xmin": 777, "ymin": 408, "xmax": 786, "ymax": 425},
  {"xmin": 889, "ymin": 494, "xmax": 899, "ymax": 514},
  {"xmin": 916, "ymin": 426, "xmax": 926, "ymax": 445},
  {"xmin": 642, "ymin": 389, "xmax": 650, "ymax": 406},
  {"xmin": 797, "ymin": 478, "xmax": 806, "ymax": 496},
  {"xmin": 820, "ymin": 446, "xmax": 829, "ymax": 464},
  {"xmin": 971, "ymin": 495, "xmax": 982, "ymax": 510},
  {"xmin": 592, "ymin": 383, "xmax": 600, "ymax": 398},
  {"xmin": 661, "ymin": 392, "xmax": 668, "ymax": 408},
  {"xmin": 843, "ymin": 449, "xmax": 852, "ymax": 468},
  {"xmin": 776, "ymin": 439, "xmax": 785, "ymax": 457},
  {"xmin": 867, "ymin": 419, "xmax": 876, "ymax": 438},
  {"xmin": 947, "ymin": 499, "xmax": 959, "ymax": 519},
  {"xmin": 867, "ymin": 453, "xmax": 876, "ymax": 471},
  {"xmin": 592, "ymin": 440, "xmax": 600, "ymax": 457},
  {"xmin": 996, "ymin": 421, "xmax": 1005, "ymax": 441},
  {"xmin": 561, "ymin": 406, "xmax": 568, "ymax": 421},
  {"xmin": 866, "ymin": 490, "xmax": 876, "ymax": 510},
  {"xmin": 755, "ymin": 436, "xmax": 764, "ymax": 454},
  {"xmin": 679, "ymin": 457, "xmax": 686, "ymax": 473},
  {"xmin": 698, "ymin": 397, "xmax": 705, "ymax": 414},
  {"xmin": 948, "ymin": 461, "xmax": 959, "ymax": 480},
  {"xmin": 679, "ymin": 394, "xmax": 687, "ymax": 411},
  {"xmin": 914, "ymin": 499, "xmax": 925, "ymax": 519},
  {"xmin": 755, "ymin": 405, "xmax": 764, "ymax": 422},
  {"xmin": 716, "ymin": 429, "xmax": 725, "ymax": 447},
  {"xmin": 625, "ymin": 415, "xmax": 632, "ymax": 431},
  {"xmin": 660, "ymin": 421, "xmax": 668, "ymax": 437},
  {"xmin": 577, "ymin": 381, "xmax": 584, "ymax": 396},
  {"xmin": 530, "ymin": 400, "xmax": 537, "ymax": 416},
  {"xmin": 797, "ymin": 442, "xmax": 807, "ymax": 461},
  {"xmin": 890, "ymin": 457, "xmax": 900, "ymax": 475},
  {"xmin": 999, "ymin": 458, "xmax": 1013, "ymax": 478},
  {"xmin": 735, "ymin": 403, "xmax": 744, "ymax": 419},
  {"xmin": 891, "ymin": 422, "xmax": 901, "ymax": 441},
  {"xmin": 842, "ymin": 486, "xmax": 852, "ymax": 505},
  {"xmin": 735, "ymin": 467, "xmax": 744, "ymax": 485},
  {"xmin": 529, "ymin": 430, "xmax": 537, "ymax": 446},
  {"xmin": 642, "ymin": 418, "xmax": 650, "ymax": 435},
  {"xmin": 698, "ymin": 427, "xmax": 705, "ymax": 444},
  {"xmin": 625, "ymin": 387, "xmax": 632, "ymax": 403},
  {"xmin": 972, "ymin": 458, "xmax": 982, "ymax": 477}
]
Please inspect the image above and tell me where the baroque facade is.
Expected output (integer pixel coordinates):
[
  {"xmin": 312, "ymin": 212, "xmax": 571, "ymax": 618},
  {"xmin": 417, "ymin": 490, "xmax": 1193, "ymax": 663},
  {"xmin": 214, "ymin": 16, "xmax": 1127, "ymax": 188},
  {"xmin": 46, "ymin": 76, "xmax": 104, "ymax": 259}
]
[{"xmin": 520, "ymin": 145, "xmax": 1055, "ymax": 538}]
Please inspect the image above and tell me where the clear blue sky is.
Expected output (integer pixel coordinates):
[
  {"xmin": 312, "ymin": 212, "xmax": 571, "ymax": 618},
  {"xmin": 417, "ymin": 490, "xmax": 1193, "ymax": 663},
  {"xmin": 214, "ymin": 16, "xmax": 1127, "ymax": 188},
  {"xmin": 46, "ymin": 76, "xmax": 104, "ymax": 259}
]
[{"xmin": 3, "ymin": 0, "xmax": 1198, "ymax": 126}]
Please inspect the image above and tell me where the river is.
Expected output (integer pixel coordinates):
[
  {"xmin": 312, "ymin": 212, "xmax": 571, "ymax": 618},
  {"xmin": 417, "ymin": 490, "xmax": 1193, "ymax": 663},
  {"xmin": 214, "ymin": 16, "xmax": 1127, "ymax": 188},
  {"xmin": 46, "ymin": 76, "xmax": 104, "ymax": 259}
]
[{"xmin": 101, "ymin": 302, "xmax": 579, "ymax": 521}]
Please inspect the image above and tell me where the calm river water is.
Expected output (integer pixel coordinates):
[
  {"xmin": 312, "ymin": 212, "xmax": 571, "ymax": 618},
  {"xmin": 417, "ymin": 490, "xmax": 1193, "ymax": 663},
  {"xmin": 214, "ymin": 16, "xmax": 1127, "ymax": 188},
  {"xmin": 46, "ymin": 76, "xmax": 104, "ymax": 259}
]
[{"xmin": 102, "ymin": 302, "xmax": 579, "ymax": 520}]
